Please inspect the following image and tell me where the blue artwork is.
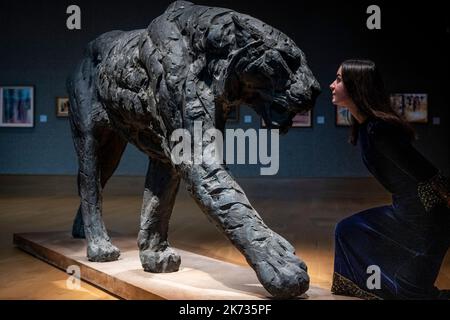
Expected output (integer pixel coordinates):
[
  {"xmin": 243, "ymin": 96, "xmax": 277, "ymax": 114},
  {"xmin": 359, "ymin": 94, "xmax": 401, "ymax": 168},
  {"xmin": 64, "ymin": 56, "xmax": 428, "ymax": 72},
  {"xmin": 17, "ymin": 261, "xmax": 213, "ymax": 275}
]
[{"xmin": 0, "ymin": 86, "xmax": 34, "ymax": 127}]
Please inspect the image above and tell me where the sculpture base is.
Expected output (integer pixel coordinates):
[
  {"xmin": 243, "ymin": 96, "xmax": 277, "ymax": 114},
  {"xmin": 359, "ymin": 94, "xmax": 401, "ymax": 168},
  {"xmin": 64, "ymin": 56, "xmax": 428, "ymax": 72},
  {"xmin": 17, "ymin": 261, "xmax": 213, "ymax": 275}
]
[{"xmin": 13, "ymin": 232, "xmax": 354, "ymax": 300}]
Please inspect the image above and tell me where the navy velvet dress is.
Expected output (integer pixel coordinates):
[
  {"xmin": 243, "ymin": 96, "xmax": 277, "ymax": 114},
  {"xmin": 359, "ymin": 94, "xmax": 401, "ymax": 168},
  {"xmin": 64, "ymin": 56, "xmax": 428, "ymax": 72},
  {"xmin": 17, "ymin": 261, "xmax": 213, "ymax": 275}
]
[{"xmin": 332, "ymin": 118, "xmax": 450, "ymax": 299}]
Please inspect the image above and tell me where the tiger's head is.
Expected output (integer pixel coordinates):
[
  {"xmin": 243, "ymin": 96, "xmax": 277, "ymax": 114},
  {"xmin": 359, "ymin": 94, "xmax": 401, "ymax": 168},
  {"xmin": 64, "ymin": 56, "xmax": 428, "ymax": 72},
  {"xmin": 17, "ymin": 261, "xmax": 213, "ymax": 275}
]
[{"xmin": 215, "ymin": 14, "xmax": 321, "ymax": 133}]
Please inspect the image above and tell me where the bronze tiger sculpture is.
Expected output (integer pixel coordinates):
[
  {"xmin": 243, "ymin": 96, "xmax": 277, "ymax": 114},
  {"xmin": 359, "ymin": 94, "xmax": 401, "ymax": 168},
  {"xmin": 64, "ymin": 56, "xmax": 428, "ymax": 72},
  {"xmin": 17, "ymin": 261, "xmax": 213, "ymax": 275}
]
[{"xmin": 68, "ymin": 1, "xmax": 320, "ymax": 298}]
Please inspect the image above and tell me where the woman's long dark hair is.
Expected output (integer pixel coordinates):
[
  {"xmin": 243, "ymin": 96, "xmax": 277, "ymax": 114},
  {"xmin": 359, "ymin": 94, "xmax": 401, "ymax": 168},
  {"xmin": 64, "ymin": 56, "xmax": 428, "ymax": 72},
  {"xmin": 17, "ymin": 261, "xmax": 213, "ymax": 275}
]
[{"xmin": 341, "ymin": 59, "xmax": 415, "ymax": 145}]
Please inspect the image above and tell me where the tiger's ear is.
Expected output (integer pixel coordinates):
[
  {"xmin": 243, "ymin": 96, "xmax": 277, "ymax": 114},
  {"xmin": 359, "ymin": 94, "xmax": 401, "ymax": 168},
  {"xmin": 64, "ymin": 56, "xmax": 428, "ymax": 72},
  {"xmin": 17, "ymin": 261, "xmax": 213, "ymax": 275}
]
[{"xmin": 231, "ymin": 15, "xmax": 263, "ymax": 47}]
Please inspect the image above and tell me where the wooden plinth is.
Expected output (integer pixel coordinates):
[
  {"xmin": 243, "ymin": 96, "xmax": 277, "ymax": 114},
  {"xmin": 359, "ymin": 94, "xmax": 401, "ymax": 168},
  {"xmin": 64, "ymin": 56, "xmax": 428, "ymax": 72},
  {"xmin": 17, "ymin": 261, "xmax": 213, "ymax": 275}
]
[{"xmin": 13, "ymin": 232, "xmax": 353, "ymax": 300}]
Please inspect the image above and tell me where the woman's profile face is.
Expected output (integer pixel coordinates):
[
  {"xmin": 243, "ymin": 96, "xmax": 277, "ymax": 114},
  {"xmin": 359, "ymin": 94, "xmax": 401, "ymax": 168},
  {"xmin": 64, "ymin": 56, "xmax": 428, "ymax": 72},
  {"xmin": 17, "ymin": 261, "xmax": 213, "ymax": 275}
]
[{"xmin": 330, "ymin": 66, "xmax": 352, "ymax": 107}]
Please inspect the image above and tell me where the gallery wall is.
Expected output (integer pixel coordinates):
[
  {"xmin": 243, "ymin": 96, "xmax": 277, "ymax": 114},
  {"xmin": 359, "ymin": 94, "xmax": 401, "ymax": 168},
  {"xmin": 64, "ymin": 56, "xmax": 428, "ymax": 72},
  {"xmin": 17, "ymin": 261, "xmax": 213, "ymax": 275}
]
[{"xmin": 0, "ymin": 0, "xmax": 448, "ymax": 177}]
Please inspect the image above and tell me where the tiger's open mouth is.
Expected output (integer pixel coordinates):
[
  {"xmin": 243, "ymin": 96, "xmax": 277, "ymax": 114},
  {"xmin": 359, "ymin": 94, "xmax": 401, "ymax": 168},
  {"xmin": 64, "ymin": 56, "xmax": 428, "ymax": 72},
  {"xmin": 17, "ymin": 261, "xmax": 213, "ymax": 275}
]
[
  {"xmin": 262, "ymin": 102, "xmax": 295, "ymax": 135},
  {"xmin": 238, "ymin": 67, "xmax": 320, "ymax": 135},
  {"xmin": 268, "ymin": 119, "xmax": 292, "ymax": 135},
  {"xmin": 267, "ymin": 87, "xmax": 318, "ymax": 134}
]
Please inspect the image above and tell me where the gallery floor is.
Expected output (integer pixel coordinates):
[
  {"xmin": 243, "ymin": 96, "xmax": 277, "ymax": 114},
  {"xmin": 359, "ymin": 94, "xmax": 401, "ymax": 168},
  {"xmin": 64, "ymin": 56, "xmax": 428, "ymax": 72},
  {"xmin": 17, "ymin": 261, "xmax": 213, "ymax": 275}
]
[{"xmin": 0, "ymin": 175, "xmax": 449, "ymax": 299}]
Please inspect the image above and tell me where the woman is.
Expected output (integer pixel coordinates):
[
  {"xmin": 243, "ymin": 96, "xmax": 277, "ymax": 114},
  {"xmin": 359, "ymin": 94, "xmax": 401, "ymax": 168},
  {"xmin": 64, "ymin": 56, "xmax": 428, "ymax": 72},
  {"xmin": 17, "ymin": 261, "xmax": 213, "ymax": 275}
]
[{"xmin": 329, "ymin": 59, "xmax": 450, "ymax": 299}]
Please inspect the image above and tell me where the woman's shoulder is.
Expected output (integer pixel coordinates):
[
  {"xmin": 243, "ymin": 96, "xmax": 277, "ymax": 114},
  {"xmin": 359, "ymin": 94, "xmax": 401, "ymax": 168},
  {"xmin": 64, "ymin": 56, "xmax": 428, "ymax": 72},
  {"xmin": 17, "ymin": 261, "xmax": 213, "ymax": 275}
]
[{"xmin": 365, "ymin": 118, "xmax": 405, "ymax": 139}]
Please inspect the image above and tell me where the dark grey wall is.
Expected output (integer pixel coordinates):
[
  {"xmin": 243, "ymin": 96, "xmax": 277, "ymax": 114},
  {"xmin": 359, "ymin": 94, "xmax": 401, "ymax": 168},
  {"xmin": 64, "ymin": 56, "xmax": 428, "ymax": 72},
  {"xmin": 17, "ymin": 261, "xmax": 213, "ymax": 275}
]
[{"xmin": 1, "ymin": 0, "xmax": 448, "ymax": 177}]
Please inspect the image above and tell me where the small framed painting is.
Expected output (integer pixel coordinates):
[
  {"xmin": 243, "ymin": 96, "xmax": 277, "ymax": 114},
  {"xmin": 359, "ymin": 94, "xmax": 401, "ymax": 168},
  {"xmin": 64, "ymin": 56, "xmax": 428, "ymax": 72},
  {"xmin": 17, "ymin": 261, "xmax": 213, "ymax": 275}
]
[
  {"xmin": 56, "ymin": 97, "xmax": 70, "ymax": 117},
  {"xmin": 292, "ymin": 110, "xmax": 313, "ymax": 128},
  {"xmin": 335, "ymin": 106, "xmax": 352, "ymax": 126},
  {"xmin": 390, "ymin": 93, "xmax": 428, "ymax": 124},
  {"xmin": 0, "ymin": 86, "xmax": 34, "ymax": 127}
]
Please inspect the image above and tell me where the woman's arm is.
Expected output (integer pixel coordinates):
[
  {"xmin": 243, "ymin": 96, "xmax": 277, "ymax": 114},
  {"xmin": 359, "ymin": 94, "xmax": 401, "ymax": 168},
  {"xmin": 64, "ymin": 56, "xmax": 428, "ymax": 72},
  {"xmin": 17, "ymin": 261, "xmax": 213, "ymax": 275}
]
[{"xmin": 368, "ymin": 120, "xmax": 450, "ymax": 211}]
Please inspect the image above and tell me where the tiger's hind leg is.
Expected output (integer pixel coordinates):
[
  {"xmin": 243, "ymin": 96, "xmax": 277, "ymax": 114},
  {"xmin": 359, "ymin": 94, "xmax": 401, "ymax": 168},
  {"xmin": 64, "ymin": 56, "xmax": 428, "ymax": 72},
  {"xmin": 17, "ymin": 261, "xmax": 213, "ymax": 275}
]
[
  {"xmin": 68, "ymin": 59, "xmax": 123, "ymax": 262},
  {"xmin": 71, "ymin": 128, "xmax": 127, "ymax": 239}
]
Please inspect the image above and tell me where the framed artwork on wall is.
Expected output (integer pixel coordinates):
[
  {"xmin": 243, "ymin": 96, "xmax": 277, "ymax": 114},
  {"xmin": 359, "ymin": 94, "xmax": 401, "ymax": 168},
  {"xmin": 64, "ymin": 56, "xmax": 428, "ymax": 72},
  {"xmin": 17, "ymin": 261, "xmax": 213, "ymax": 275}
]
[
  {"xmin": 292, "ymin": 110, "xmax": 313, "ymax": 128},
  {"xmin": 56, "ymin": 97, "xmax": 70, "ymax": 117},
  {"xmin": 335, "ymin": 106, "xmax": 352, "ymax": 126},
  {"xmin": 390, "ymin": 93, "xmax": 428, "ymax": 124},
  {"xmin": 0, "ymin": 86, "xmax": 34, "ymax": 127}
]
